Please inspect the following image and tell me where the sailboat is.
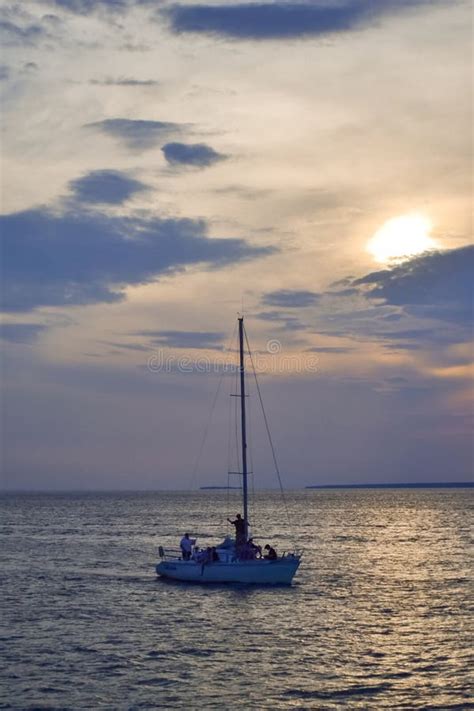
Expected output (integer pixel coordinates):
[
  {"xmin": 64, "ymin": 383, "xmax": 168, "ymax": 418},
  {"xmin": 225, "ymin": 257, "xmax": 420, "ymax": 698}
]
[{"xmin": 156, "ymin": 316, "xmax": 302, "ymax": 584}]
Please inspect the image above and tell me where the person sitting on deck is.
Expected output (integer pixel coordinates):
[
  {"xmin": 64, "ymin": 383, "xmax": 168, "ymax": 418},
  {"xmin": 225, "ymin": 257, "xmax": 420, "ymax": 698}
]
[
  {"xmin": 193, "ymin": 548, "xmax": 207, "ymax": 563},
  {"xmin": 227, "ymin": 513, "xmax": 246, "ymax": 546},
  {"xmin": 248, "ymin": 538, "xmax": 261, "ymax": 558},
  {"xmin": 180, "ymin": 533, "xmax": 195, "ymax": 561},
  {"xmin": 264, "ymin": 544, "xmax": 277, "ymax": 560},
  {"xmin": 203, "ymin": 547, "xmax": 218, "ymax": 564}
]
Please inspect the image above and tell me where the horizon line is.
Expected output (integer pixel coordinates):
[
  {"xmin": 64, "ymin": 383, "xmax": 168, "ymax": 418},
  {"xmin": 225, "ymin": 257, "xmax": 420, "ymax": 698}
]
[{"xmin": 1, "ymin": 481, "xmax": 472, "ymax": 494}]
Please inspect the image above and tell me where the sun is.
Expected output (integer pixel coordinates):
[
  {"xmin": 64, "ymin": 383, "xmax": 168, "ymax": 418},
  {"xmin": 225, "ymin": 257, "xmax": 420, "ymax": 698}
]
[{"xmin": 367, "ymin": 214, "xmax": 437, "ymax": 264}]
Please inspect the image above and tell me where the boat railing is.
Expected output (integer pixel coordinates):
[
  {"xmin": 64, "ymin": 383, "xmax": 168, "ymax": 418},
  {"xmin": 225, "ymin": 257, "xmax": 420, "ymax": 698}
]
[
  {"xmin": 158, "ymin": 546, "xmax": 184, "ymax": 560},
  {"xmin": 158, "ymin": 545, "xmax": 303, "ymax": 562}
]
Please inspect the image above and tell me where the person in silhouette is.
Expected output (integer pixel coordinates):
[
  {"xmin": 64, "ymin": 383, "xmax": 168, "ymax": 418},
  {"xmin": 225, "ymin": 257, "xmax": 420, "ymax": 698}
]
[
  {"xmin": 227, "ymin": 514, "xmax": 246, "ymax": 547},
  {"xmin": 238, "ymin": 541, "xmax": 252, "ymax": 560},
  {"xmin": 264, "ymin": 544, "xmax": 277, "ymax": 560},
  {"xmin": 195, "ymin": 548, "xmax": 206, "ymax": 563},
  {"xmin": 180, "ymin": 532, "xmax": 195, "ymax": 561},
  {"xmin": 248, "ymin": 538, "xmax": 261, "ymax": 559}
]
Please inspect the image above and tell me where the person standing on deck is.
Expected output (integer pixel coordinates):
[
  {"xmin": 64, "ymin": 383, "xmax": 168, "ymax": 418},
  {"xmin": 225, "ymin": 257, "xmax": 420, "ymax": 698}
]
[
  {"xmin": 180, "ymin": 533, "xmax": 195, "ymax": 560},
  {"xmin": 227, "ymin": 514, "xmax": 247, "ymax": 547}
]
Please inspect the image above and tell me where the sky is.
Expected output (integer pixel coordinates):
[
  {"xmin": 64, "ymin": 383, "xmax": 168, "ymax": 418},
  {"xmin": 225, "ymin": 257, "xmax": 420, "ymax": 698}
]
[{"xmin": 0, "ymin": 0, "xmax": 472, "ymax": 490}]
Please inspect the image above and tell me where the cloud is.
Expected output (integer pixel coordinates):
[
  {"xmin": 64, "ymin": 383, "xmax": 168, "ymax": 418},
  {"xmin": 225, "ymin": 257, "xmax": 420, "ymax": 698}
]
[
  {"xmin": 0, "ymin": 20, "xmax": 45, "ymax": 46},
  {"xmin": 314, "ymin": 247, "xmax": 473, "ymax": 352},
  {"xmin": 214, "ymin": 185, "xmax": 274, "ymax": 200},
  {"xmin": 68, "ymin": 170, "xmax": 149, "ymax": 204},
  {"xmin": 306, "ymin": 346, "xmax": 353, "ymax": 354},
  {"xmin": 0, "ymin": 323, "xmax": 48, "ymax": 344},
  {"xmin": 164, "ymin": 1, "xmax": 446, "ymax": 40},
  {"xmin": 89, "ymin": 77, "xmax": 159, "ymax": 86},
  {"xmin": 354, "ymin": 246, "xmax": 473, "ymax": 328},
  {"xmin": 85, "ymin": 118, "xmax": 184, "ymax": 150},
  {"xmin": 45, "ymin": 0, "xmax": 128, "ymax": 14},
  {"xmin": 0, "ymin": 208, "xmax": 275, "ymax": 312},
  {"xmin": 135, "ymin": 330, "xmax": 225, "ymax": 349},
  {"xmin": 0, "ymin": 65, "xmax": 10, "ymax": 81},
  {"xmin": 381, "ymin": 328, "xmax": 461, "ymax": 344},
  {"xmin": 162, "ymin": 142, "xmax": 227, "ymax": 167},
  {"xmin": 329, "ymin": 287, "xmax": 360, "ymax": 297},
  {"xmin": 254, "ymin": 311, "xmax": 307, "ymax": 331},
  {"xmin": 100, "ymin": 341, "xmax": 151, "ymax": 352},
  {"xmin": 382, "ymin": 342, "xmax": 422, "ymax": 351},
  {"xmin": 330, "ymin": 277, "xmax": 357, "ymax": 288},
  {"xmin": 262, "ymin": 289, "xmax": 320, "ymax": 308}
]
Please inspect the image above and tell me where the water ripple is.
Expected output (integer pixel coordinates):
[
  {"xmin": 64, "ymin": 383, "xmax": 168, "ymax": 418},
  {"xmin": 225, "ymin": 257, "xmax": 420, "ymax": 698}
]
[{"xmin": 0, "ymin": 489, "xmax": 471, "ymax": 709}]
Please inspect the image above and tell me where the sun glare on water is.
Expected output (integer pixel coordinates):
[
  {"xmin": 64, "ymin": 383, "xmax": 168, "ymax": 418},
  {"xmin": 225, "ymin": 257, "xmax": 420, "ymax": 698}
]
[{"xmin": 367, "ymin": 214, "xmax": 437, "ymax": 264}]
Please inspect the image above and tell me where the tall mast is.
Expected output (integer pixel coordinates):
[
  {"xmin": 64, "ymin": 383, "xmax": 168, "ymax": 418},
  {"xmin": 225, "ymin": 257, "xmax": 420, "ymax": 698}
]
[{"xmin": 238, "ymin": 316, "xmax": 249, "ymax": 540}]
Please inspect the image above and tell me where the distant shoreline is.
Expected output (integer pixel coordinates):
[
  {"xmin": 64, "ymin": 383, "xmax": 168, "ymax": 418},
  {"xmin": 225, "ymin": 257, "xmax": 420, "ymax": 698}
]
[
  {"xmin": 305, "ymin": 482, "xmax": 473, "ymax": 489},
  {"xmin": 1, "ymin": 482, "xmax": 472, "ymax": 494},
  {"xmin": 200, "ymin": 486, "xmax": 241, "ymax": 490}
]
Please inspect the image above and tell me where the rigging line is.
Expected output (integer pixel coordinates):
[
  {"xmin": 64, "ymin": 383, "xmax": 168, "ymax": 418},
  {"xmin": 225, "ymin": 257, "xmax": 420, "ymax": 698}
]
[
  {"xmin": 247, "ymin": 379, "xmax": 257, "ymax": 533},
  {"xmin": 247, "ymin": 383, "xmax": 252, "ymax": 525},
  {"xmin": 226, "ymin": 357, "xmax": 234, "ymax": 475},
  {"xmin": 234, "ymin": 359, "xmax": 241, "ymax": 478},
  {"xmin": 244, "ymin": 326, "xmax": 296, "ymax": 547},
  {"xmin": 226, "ymin": 360, "xmax": 234, "ymax": 526},
  {"xmin": 186, "ymin": 320, "xmax": 238, "ymax": 492}
]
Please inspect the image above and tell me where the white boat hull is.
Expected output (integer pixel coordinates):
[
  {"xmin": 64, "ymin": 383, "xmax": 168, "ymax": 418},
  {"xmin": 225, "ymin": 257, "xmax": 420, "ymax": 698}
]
[{"xmin": 156, "ymin": 557, "xmax": 300, "ymax": 585}]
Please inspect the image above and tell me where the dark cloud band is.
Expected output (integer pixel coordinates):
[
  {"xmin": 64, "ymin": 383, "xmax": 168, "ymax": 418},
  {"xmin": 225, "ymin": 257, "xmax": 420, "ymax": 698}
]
[
  {"xmin": 0, "ymin": 323, "xmax": 48, "ymax": 344},
  {"xmin": 162, "ymin": 142, "xmax": 227, "ymax": 167},
  {"xmin": 68, "ymin": 170, "xmax": 148, "ymax": 205},
  {"xmin": 354, "ymin": 245, "xmax": 473, "ymax": 328},
  {"xmin": 0, "ymin": 208, "xmax": 274, "ymax": 312},
  {"xmin": 262, "ymin": 289, "xmax": 320, "ymax": 308},
  {"xmin": 164, "ymin": 1, "xmax": 446, "ymax": 40}
]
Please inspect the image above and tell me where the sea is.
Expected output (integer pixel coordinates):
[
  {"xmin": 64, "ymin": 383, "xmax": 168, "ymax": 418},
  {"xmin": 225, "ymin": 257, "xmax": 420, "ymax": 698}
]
[{"xmin": 0, "ymin": 489, "xmax": 472, "ymax": 710}]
